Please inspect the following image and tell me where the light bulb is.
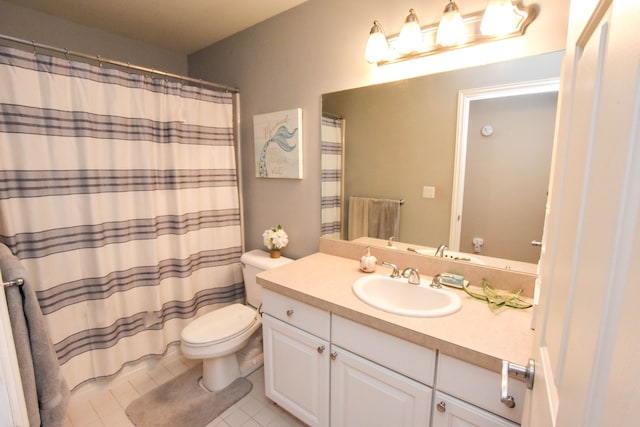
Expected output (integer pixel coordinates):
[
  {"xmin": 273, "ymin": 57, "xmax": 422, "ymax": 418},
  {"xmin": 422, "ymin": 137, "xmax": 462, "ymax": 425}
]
[
  {"xmin": 365, "ymin": 21, "xmax": 389, "ymax": 64},
  {"xmin": 481, "ymin": 0, "xmax": 517, "ymax": 36},
  {"xmin": 436, "ymin": 1, "xmax": 467, "ymax": 47},
  {"xmin": 397, "ymin": 9, "xmax": 423, "ymax": 54}
]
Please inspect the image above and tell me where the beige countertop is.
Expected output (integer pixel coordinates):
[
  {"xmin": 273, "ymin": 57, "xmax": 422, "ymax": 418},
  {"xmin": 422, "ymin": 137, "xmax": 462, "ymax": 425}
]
[{"xmin": 258, "ymin": 252, "xmax": 535, "ymax": 375}]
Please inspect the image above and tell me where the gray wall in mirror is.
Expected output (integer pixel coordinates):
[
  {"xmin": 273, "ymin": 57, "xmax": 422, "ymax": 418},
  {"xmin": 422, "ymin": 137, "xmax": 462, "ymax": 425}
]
[
  {"xmin": 462, "ymin": 92, "xmax": 557, "ymax": 262},
  {"xmin": 321, "ymin": 51, "xmax": 563, "ymax": 265}
]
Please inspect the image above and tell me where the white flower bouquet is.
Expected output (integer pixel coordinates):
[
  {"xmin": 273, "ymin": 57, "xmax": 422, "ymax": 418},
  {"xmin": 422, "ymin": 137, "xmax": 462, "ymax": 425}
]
[{"xmin": 263, "ymin": 224, "xmax": 289, "ymax": 251}]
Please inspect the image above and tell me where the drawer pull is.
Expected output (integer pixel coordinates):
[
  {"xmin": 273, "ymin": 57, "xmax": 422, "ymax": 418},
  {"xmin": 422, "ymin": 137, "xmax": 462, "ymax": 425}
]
[
  {"xmin": 330, "ymin": 351, "xmax": 337, "ymax": 360},
  {"xmin": 286, "ymin": 309, "xmax": 294, "ymax": 317},
  {"xmin": 436, "ymin": 401, "xmax": 446, "ymax": 413},
  {"xmin": 317, "ymin": 345, "xmax": 325, "ymax": 354}
]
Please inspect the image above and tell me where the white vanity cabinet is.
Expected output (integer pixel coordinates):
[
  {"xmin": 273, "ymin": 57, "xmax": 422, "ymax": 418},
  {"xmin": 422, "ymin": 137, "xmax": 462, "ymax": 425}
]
[
  {"xmin": 262, "ymin": 289, "xmax": 435, "ymax": 427},
  {"xmin": 330, "ymin": 316, "xmax": 434, "ymax": 427},
  {"xmin": 262, "ymin": 287, "xmax": 523, "ymax": 427},
  {"xmin": 433, "ymin": 354, "xmax": 525, "ymax": 426},
  {"xmin": 262, "ymin": 289, "xmax": 331, "ymax": 427}
]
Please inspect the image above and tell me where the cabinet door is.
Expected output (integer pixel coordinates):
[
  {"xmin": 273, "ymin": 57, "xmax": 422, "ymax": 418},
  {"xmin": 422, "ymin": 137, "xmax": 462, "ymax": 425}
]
[
  {"xmin": 330, "ymin": 345, "xmax": 432, "ymax": 427},
  {"xmin": 262, "ymin": 314, "xmax": 330, "ymax": 427},
  {"xmin": 432, "ymin": 391, "xmax": 519, "ymax": 427}
]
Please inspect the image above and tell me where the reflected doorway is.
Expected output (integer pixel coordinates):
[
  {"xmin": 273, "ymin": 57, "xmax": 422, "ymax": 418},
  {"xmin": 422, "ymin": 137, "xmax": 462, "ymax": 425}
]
[{"xmin": 450, "ymin": 79, "xmax": 559, "ymax": 263}]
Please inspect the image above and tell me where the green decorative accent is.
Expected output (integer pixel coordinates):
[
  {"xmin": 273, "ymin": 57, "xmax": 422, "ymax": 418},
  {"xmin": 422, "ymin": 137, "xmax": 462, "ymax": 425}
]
[{"xmin": 462, "ymin": 279, "xmax": 532, "ymax": 310}]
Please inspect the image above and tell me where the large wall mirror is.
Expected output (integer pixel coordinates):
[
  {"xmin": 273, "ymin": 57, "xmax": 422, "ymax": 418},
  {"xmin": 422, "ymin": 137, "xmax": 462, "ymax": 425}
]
[{"xmin": 320, "ymin": 52, "xmax": 563, "ymax": 272}]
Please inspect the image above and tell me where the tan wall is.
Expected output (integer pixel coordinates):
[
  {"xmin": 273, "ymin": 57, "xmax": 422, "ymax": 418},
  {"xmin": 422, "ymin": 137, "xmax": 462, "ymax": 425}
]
[
  {"xmin": 0, "ymin": 0, "xmax": 187, "ymax": 75},
  {"xmin": 189, "ymin": 0, "xmax": 571, "ymax": 258}
]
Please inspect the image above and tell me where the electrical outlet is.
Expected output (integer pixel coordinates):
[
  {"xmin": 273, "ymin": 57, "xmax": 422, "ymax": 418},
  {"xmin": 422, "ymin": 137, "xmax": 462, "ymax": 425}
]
[{"xmin": 422, "ymin": 186, "xmax": 435, "ymax": 199}]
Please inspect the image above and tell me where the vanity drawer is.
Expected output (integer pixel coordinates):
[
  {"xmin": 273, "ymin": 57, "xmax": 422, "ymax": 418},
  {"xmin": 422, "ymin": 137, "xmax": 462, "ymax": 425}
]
[
  {"xmin": 437, "ymin": 354, "xmax": 525, "ymax": 424},
  {"xmin": 262, "ymin": 289, "xmax": 330, "ymax": 340},
  {"xmin": 332, "ymin": 315, "xmax": 436, "ymax": 386}
]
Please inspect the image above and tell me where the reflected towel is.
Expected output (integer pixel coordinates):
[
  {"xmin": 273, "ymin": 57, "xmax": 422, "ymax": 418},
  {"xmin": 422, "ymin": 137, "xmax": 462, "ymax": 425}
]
[
  {"xmin": 348, "ymin": 197, "xmax": 401, "ymax": 240},
  {"xmin": 368, "ymin": 198, "xmax": 401, "ymax": 239},
  {"xmin": 348, "ymin": 196, "xmax": 370, "ymax": 240},
  {"xmin": 1, "ymin": 243, "xmax": 69, "ymax": 427}
]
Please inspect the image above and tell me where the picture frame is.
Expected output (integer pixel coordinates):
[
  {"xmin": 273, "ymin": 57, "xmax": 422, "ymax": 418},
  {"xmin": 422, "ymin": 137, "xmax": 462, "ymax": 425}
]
[{"xmin": 253, "ymin": 108, "xmax": 303, "ymax": 179}]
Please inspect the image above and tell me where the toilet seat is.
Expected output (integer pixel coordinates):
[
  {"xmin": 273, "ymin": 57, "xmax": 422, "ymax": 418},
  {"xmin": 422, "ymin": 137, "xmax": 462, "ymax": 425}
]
[{"xmin": 181, "ymin": 303, "xmax": 259, "ymax": 347}]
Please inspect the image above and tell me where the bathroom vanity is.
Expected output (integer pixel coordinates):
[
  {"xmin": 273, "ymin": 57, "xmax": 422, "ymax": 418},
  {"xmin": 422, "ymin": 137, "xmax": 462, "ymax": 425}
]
[{"xmin": 258, "ymin": 242, "xmax": 534, "ymax": 427}]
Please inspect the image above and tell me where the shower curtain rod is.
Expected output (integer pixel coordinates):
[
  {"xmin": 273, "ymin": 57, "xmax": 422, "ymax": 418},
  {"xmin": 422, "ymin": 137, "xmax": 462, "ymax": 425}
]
[{"xmin": 0, "ymin": 33, "xmax": 239, "ymax": 93}]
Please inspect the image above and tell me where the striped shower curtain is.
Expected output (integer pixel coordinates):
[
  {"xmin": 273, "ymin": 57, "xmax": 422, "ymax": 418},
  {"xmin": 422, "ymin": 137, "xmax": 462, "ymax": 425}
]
[
  {"xmin": 320, "ymin": 115, "xmax": 344, "ymax": 239},
  {"xmin": 0, "ymin": 46, "xmax": 244, "ymax": 390}
]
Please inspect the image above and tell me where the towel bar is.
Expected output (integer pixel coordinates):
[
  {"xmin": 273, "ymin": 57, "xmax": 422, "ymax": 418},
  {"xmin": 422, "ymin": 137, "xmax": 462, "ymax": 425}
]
[{"xmin": 2, "ymin": 278, "xmax": 24, "ymax": 288}]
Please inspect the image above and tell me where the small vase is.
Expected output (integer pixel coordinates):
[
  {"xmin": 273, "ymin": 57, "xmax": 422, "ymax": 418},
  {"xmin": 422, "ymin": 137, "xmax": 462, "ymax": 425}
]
[{"xmin": 270, "ymin": 249, "xmax": 281, "ymax": 259}]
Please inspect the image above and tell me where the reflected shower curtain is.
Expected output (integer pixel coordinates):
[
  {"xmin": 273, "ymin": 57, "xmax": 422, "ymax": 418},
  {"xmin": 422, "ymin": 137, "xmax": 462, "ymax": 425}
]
[
  {"xmin": 320, "ymin": 115, "xmax": 344, "ymax": 238},
  {"xmin": 0, "ymin": 46, "xmax": 243, "ymax": 390}
]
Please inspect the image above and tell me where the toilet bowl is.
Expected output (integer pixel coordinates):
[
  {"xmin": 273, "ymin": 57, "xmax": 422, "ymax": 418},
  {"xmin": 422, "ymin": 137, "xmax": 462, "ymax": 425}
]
[{"xmin": 180, "ymin": 249, "xmax": 292, "ymax": 391}]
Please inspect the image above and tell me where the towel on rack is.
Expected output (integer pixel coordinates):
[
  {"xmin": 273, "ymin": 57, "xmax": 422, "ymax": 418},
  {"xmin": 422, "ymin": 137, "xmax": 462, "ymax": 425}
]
[
  {"xmin": 1, "ymin": 244, "xmax": 69, "ymax": 427},
  {"xmin": 368, "ymin": 198, "xmax": 401, "ymax": 239},
  {"xmin": 348, "ymin": 196, "xmax": 401, "ymax": 240},
  {"xmin": 348, "ymin": 196, "xmax": 370, "ymax": 240}
]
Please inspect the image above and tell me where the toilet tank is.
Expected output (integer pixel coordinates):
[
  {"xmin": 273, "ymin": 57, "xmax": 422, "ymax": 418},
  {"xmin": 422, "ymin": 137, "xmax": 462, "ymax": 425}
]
[{"xmin": 240, "ymin": 249, "xmax": 293, "ymax": 308}]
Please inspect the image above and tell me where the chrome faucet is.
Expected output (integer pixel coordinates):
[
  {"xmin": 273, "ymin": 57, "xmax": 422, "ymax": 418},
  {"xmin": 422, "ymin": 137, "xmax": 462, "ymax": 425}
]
[
  {"xmin": 402, "ymin": 267, "xmax": 421, "ymax": 285},
  {"xmin": 434, "ymin": 244, "xmax": 448, "ymax": 257}
]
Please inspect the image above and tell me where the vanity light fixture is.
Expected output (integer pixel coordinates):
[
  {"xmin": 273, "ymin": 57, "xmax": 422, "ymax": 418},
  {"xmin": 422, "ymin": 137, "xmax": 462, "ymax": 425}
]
[
  {"xmin": 436, "ymin": 1, "xmax": 466, "ymax": 47},
  {"xmin": 365, "ymin": 1, "xmax": 537, "ymax": 65}
]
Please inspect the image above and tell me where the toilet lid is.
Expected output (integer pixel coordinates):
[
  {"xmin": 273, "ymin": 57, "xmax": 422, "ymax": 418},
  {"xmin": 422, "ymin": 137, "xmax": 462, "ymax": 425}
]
[{"xmin": 181, "ymin": 303, "xmax": 259, "ymax": 346}]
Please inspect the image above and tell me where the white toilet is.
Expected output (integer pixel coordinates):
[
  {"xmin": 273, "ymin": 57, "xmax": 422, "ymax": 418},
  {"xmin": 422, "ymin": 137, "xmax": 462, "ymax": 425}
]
[{"xmin": 180, "ymin": 249, "xmax": 292, "ymax": 391}]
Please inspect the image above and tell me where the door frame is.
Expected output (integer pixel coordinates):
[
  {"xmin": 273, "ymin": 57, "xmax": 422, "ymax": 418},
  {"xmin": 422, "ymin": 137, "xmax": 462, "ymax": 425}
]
[{"xmin": 449, "ymin": 78, "xmax": 560, "ymax": 251}]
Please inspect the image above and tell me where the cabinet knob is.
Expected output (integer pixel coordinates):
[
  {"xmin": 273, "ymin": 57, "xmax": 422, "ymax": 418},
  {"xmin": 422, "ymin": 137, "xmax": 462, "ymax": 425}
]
[
  {"xmin": 436, "ymin": 401, "xmax": 446, "ymax": 413},
  {"xmin": 330, "ymin": 352, "xmax": 337, "ymax": 360},
  {"xmin": 317, "ymin": 345, "xmax": 325, "ymax": 354},
  {"xmin": 286, "ymin": 309, "xmax": 294, "ymax": 317}
]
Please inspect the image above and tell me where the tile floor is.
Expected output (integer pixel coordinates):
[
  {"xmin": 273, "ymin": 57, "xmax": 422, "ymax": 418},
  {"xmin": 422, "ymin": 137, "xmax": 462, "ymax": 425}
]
[{"xmin": 64, "ymin": 356, "xmax": 306, "ymax": 427}]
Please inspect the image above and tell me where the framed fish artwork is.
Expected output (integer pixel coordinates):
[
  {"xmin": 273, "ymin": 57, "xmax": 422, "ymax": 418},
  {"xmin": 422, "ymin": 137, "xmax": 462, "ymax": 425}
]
[{"xmin": 253, "ymin": 108, "xmax": 303, "ymax": 179}]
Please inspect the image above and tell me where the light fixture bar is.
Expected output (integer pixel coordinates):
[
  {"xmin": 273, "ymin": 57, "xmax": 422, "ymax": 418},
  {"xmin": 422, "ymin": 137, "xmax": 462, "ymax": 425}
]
[{"xmin": 375, "ymin": 3, "xmax": 536, "ymax": 66}]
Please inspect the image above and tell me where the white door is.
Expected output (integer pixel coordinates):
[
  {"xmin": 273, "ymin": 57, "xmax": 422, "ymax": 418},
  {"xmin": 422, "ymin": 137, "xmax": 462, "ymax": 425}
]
[
  {"xmin": 525, "ymin": 0, "xmax": 640, "ymax": 425},
  {"xmin": 262, "ymin": 314, "xmax": 330, "ymax": 427},
  {"xmin": 330, "ymin": 345, "xmax": 432, "ymax": 427}
]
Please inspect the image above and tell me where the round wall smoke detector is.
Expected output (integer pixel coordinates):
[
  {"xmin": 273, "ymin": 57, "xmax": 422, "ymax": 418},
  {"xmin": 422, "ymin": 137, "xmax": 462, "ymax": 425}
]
[{"xmin": 481, "ymin": 125, "xmax": 493, "ymax": 136}]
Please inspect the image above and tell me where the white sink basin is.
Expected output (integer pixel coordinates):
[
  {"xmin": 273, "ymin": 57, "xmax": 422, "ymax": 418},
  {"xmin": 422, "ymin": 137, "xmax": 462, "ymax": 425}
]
[{"xmin": 352, "ymin": 274, "xmax": 462, "ymax": 317}]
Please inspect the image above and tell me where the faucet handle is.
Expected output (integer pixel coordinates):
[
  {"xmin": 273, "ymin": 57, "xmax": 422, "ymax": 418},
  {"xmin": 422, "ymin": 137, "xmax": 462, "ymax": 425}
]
[
  {"xmin": 382, "ymin": 261, "xmax": 401, "ymax": 278},
  {"xmin": 430, "ymin": 274, "xmax": 443, "ymax": 289},
  {"xmin": 402, "ymin": 267, "xmax": 421, "ymax": 285}
]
